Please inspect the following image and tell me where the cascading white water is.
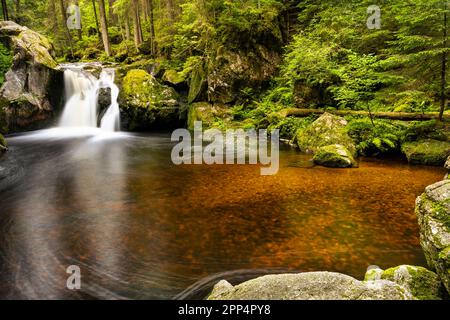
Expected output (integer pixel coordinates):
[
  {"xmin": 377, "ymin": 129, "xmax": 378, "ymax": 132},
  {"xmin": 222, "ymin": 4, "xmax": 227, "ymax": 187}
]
[
  {"xmin": 59, "ymin": 65, "xmax": 121, "ymax": 132},
  {"xmin": 99, "ymin": 69, "xmax": 121, "ymax": 132}
]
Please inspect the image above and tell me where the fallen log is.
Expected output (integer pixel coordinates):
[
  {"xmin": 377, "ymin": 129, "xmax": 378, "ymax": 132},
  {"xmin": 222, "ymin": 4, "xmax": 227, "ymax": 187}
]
[{"xmin": 285, "ymin": 108, "xmax": 450, "ymax": 121}]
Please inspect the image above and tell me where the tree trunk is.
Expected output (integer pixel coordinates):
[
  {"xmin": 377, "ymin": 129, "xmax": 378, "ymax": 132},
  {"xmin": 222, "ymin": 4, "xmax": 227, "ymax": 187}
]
[
  {"xmin": 58, "ymin": 0, "xmax": 74, "ymax": 56},
  {"xmin": 98, "ymin": 0, "xmax": 111, "ymax": 56},
  {"xmin": 285, "ymin": 108, "xmax": 450, "ymax": 121},
  {"xmin": 91, "ymin": 0, "xmax": 101, "ymax": 39},
  {"xmin": 440, "ymin": 11, "xmax": 448, "ymax": 122},
  {"xmin": 124, "ymin": 13, "xmax": 131, "ymax": 41},
  {"xmin": 132, "ymin": 0, "xmax": 143, "ymax": 51},
  {"xmin": 49, "ymin": 0, "xmax": 60, "ymax": 53},
  {"xmin": 76, "ymin": 0, "xmax": 82, "ymax": 40},
  {"xmin": 1, "ymin": 0, "xmax": 9, "ymax": 20},
  {"xmin": 109, "ymin": 0, "xmax": 118, "ymax": 25},
  {"xmin": 148, "ymin": 0, "xmax": 156, "ymax": 55}
]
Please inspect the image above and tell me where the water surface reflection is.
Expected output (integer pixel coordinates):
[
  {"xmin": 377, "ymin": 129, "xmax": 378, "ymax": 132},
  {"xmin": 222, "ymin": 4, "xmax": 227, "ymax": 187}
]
[{"xmin": 0, "ymin": 131, "xmax": 445, "ymax": 299}]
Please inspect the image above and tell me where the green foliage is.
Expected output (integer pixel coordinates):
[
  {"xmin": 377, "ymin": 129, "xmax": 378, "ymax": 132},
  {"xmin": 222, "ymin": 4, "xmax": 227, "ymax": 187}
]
[
  {"xmin": 0, "ymin": 42, "xmax": 12, "ymax": 87},
  {"xmin": 346, "ymin": 118, "xmax": 406, "ymax": 156}
]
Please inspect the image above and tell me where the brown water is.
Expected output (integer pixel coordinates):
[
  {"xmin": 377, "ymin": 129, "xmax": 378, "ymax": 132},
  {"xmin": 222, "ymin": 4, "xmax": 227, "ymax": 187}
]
[{"xmin": 0, "ymin": 130, "xmax": 445, "ymax": 299}]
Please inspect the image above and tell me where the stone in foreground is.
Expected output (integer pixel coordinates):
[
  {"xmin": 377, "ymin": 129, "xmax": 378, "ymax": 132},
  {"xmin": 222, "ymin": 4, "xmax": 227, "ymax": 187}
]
[
  {"xmin": 296, "ymin": 113, "xmax": 356, "ymax": 156},
  {"xmin": 364, "ymin": 265, "xmax": 444, "ymax": 300},
  {"xmin": 313, "ymin": 144, "xmax": 357, "ymax": 168},
  {"xmin": 402, "ymin": 139, "xmax": 450, "ymax": 166},
  {"xmin": 0, "ymin": 21, "xmax": 63, "ymax": 132},
  {"xmin": 416, "ymin": 179, "xmax": 450, "ymax": 293},
  {"xmin": 208, "ymin": 272, "xmax": 413, "ymax": 300}
]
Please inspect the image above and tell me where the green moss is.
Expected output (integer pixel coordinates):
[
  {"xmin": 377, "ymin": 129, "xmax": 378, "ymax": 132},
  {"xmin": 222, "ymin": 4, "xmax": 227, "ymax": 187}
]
[
  {"xmin": 296, "ymin": 113, "xmax": 356, "ymax": 155},
  {"xmin": 379, "ymin": 266, "xmax": 444, "ymax": 300},
  {"xmin": 188, "ymin": 63, "xmax": 206, "ymax": 103},
  {"xmin": 401, "ymin": 139, "xmax": 450, "ymax": 166},
  {"xmin": 163, "ymin": 69, "xmax": 186, "ymax": 85},
  {"xmin": 0, "ymin": 133, "xmax": 6, "ymax": 151},
  {"xmin": 313, "ymin": 144, "xmax": 357, "ymax": 168}
]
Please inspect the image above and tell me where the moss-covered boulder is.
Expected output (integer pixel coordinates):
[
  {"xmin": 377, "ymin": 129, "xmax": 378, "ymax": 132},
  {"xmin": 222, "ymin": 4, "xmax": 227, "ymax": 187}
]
[
  {"xmin": 416, "ymin": 180, "xmax": 450, "ymax": 294},
  {"xmin": 313, "ymin": 144, "xmax": 357, "ymax": 168},
  {"xmin": 187, "ymin": 102, "xmax": 232, "ymax": 130},
  {"xmin": 296, "ymin": 113, "xmax": 356, "ymax": 155},
  {"xmin": 445, "ymin": 156, "xmax": 450, "ymax": 170},
  {"xmin": 402, "ymin": 139, "xmax": 450, "ymax": 166},
  {"xmin": 208, "ymin": 272, "xmax": 413, "ymax": 300},
  {"xmin": 0, "ymin": 21, "xmax": 63, "ymax": 133},
  {"xmin": 364, "ymin": 265, "xmax": 444, "ymax": 300},
  {"xmin": 0, "ymin": 133, "xmax": 6, "ymax": 152},
  {"xmin": 162, "ymin": 69, "xmax": 186, "ymax": 86},
  {"xmin": 119, "ymin": 69, "xmax": 183, "ymax": 131}
]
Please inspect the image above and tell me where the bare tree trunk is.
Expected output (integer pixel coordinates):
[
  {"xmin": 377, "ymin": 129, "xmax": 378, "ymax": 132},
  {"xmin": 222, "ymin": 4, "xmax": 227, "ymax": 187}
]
[
  {"xmin": 1, "ymin": 0, "xmax": 9, "ymax": 20},
  {"xmin": 440, "ymin": 11, "xmax": 448, "ymax": 122},
  {"xmin": 132, "ymin": 0, "xmax": 143, "ymax": 51},
  {"xmin": 58, "ymin": 0, "xmax": 74, "ymax": 56},
  {"xmin": 76, "ymin": 0, "xmax": 82, "ymax": 40},
  {"xmin": 91, "ymin": 0, "xmax": 101, "ymax": 40},
  {"xmin": 98, "ymin": 0, "xmax": 111, "ymax": 56}
]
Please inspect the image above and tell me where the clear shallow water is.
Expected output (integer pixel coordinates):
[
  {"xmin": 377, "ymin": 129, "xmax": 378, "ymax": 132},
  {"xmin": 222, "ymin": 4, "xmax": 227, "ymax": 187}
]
[{"xmin": 0, "ymin": 130, "xmax": 446, "ymax": 299}]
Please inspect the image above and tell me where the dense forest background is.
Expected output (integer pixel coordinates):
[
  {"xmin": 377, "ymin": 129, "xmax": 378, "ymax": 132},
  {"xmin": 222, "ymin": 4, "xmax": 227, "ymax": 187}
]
[{"xmin": 0, "ymin": 0, "xmax": 449, "ymax": 151}]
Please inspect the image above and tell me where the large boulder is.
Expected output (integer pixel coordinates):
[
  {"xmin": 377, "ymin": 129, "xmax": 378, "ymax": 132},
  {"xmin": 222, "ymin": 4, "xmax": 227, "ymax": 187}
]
[
  {"xmin": 416, "ymin": 180, "xmax": 450, "ymax": 293},
  {"xmin": 118, "ymin": 69, "xmax": 184, "ymax": 131},
  {"xmin": 402, "ymin": 139, "xmax": 450, "ymax": 166},
  {"xmin": 188, "ymin": 46, "xmax": 281, "ymax": 104},
  {"xmin": 0, "ymin": 21, "xmax": 64, "ymax": 132},
  {"xmin": 364, "ymin": 265, "xmax": 444, "ymax": 300},
  {"xmin": 207, "ymin": 272, "xmax": 413, "ymax": 300},
  {"xmin": 187, "ymin": 102, "xmax": 232, "ymax": 130},
  {"xmin": 296, "ymin": 113, "xmax": 356, "ymax": 156},
  {"xmin": 313, "ymin": 144, "xmax": 357, "ymax": 168}
]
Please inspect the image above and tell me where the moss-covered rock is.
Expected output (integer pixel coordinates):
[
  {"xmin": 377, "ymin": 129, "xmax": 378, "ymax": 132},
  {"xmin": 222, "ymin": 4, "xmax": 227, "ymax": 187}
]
[
  {"xmin": 187, "ymin": 102, "xmax": 232, "ymax": 130},
  {"xmin": 416, "ymin": 180, "xmax": 450, "ymax": 294},
  {"xmin": 401, "ymin": 139, "xmax": 450, "ymax": 166},
  {"xmin": 162, "ymin": 69, "xmax": 186, "ymax": 86},
  {"xmin": 445, "ymin": 156, "xmax": 450, "ymax": 170},
  {"xmin": 208, "ymin": 272, "xmax": 413, "ymax": 300},
  {"xmin": 313, "ymin": 144, "xmax": 357, "ymax": 168},
  {"xmin": 0, "ymin": 133, "xmax": 6, "ymax": 152},
  {"xmin": 0, "ymin": 21, "xmax": 63, "ymax": 133},
  {"xmin": 296, "ymin": 113, "xmax": 356, "ymax": 155},
  {"xmin": 119, "ymin": 69, "xmax": 183, "ymax": 131},
  {"xmin": 364, "ymin": 265, "xmax": 444, "ymax": 300}
]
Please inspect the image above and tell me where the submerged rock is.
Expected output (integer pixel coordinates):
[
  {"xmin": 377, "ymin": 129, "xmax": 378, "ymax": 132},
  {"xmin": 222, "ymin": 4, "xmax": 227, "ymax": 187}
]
[
  {"xmin": 402, "ymin": 139, "xmax": 450, "ymax": 166},
  {"xmin": 118, "ymin": 69, "xmax": 183, "ymax": 131},
  {"xmin": 296, "ymin": 113, "xmax": 356, "ymax": 156},
  {"xmin": 364, "ymin": 265, "xmax": 444, "ymax": 300},
  {"xmin": 207, "ymin": 272, "xmax": 413, "ymax": 300},
  {"xmin": 187, "ymin": 102, "xmax": 232, "ymax": 130},
  {"xmin": 313, "ymin": 144, "xmax": 357, "ymax": 168},
  {"xmin": 0, "ymin": 21, "xmax": 64, "ymax": 132},
  {"xmin": 416, "ymin": 180, "xmax": 450, "ymax": 293}
]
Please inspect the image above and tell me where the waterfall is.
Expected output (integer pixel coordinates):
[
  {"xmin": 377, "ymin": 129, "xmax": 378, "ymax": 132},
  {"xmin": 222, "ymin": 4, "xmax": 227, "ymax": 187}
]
[{"xmin": 59, "ymin": 65, "xmax": 121, "ymax": 132}]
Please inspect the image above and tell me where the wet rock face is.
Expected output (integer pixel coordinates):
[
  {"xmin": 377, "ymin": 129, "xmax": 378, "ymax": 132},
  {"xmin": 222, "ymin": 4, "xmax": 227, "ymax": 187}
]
[
  {"xmin": 416, "ymin": 180, "xmax": 450, "ymax": 293},
  {"xmin": 207, "ymin": 272, "xmax": 414, "ymax": 300},
  {"xmin": 0, "ymin": 21, "xmax": 64, "ymax": 133},
  {"xmin": 0, "ymin": 133, "xmax": 6, "ymax": 153}
]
